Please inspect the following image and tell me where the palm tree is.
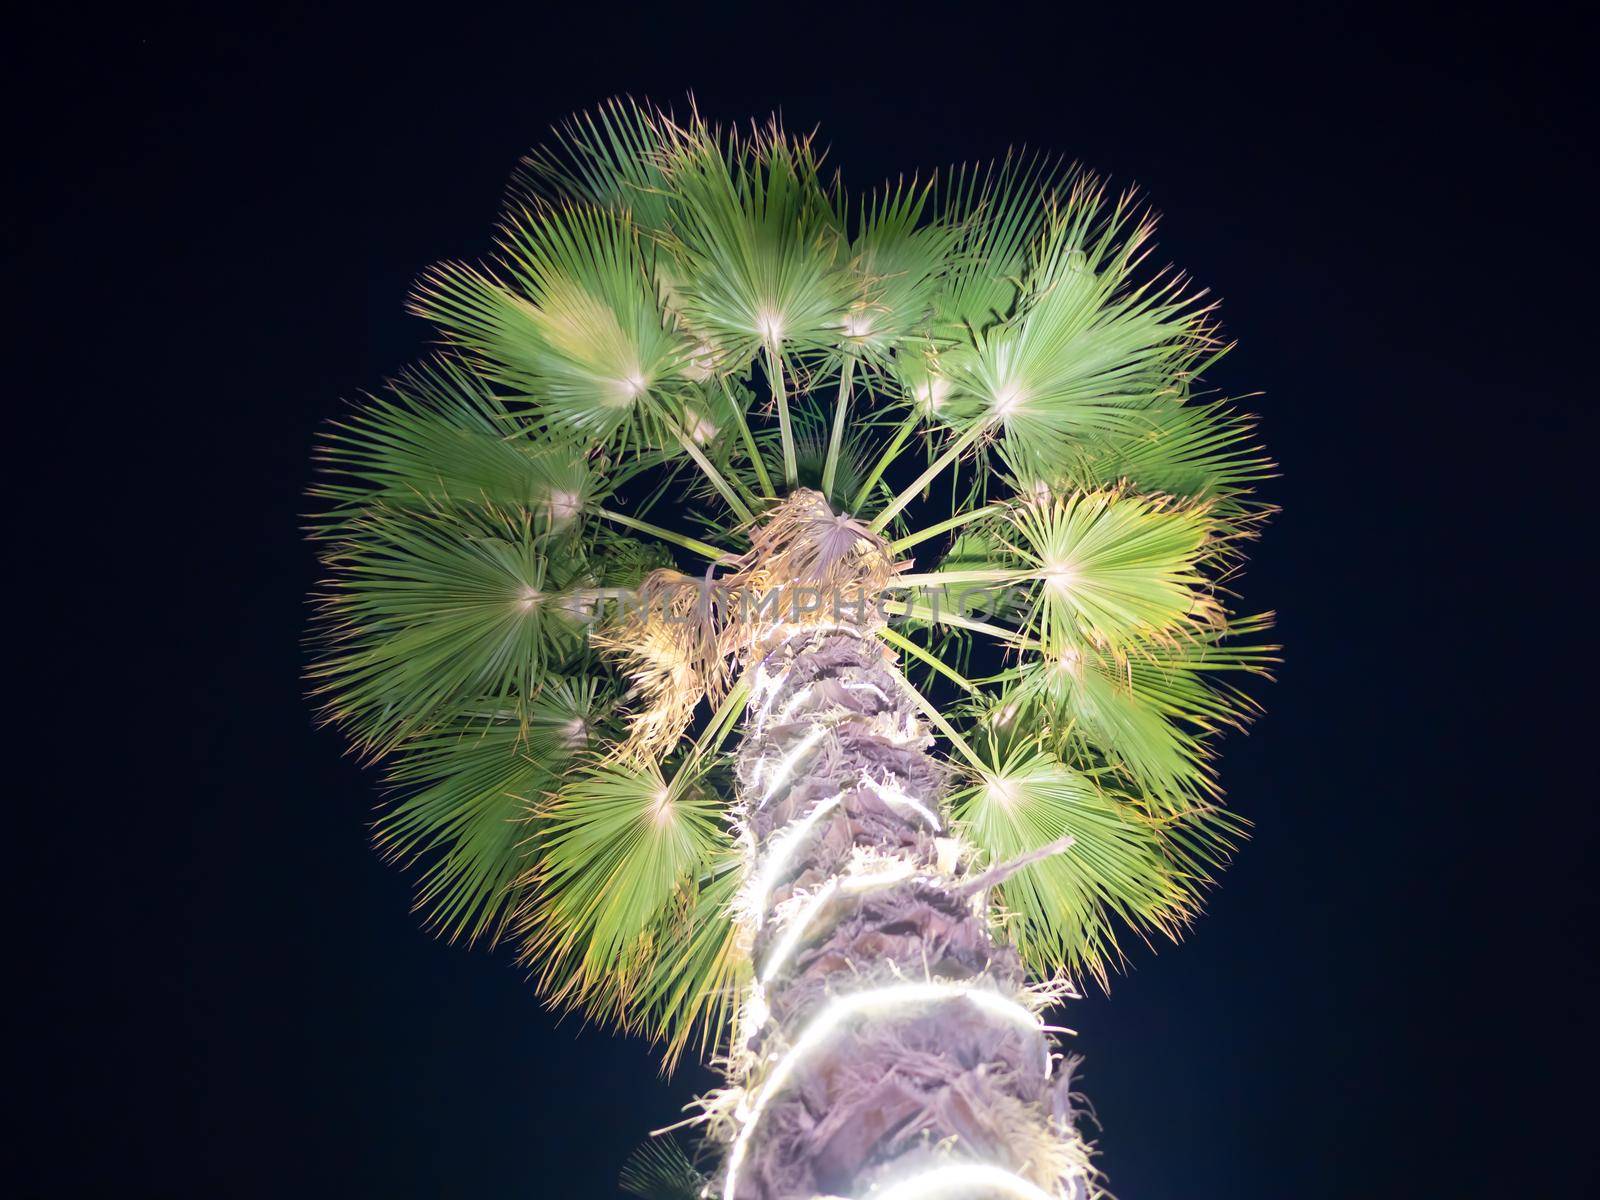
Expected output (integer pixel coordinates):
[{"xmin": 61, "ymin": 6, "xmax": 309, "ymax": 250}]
[{"xmin": 310, "ymin": 99, "xmax": 1274, "ymax": 1200}]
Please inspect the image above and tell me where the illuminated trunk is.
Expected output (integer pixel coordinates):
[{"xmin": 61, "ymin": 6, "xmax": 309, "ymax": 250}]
[{"xmin": 719, "ymin": 626, "xmax": 1091, "ymax": 1200}]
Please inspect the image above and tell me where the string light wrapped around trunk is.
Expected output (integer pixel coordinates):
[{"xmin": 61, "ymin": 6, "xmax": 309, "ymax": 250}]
[{"xmin": 696, "ymin": 494, "xmax": 1094, "ymax": 1200}]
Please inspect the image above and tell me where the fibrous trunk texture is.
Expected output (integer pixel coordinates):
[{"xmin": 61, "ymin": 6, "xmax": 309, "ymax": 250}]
[{"xmin": 715, "ymin": 626, "xmax": 1091, "ymax": 1200}]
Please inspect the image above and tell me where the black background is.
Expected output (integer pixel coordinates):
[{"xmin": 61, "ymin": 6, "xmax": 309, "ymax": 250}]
[{"xmin": 15, "ymin": 4, "xmax": 1596, "ymax": 1196}]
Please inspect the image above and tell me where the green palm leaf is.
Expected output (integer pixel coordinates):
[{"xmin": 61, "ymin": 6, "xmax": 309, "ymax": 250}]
[
  {"xmin": 624, "ymin": 852, "xmax": 746, "ymax": 1069},
  {"xmin": 313, "ymin": 357, "xmax": 598, "ymax": 532},
  {"xmin": 1009, "ymin": 657, "xmax": 1214, "ymax": 811},
  {"xmin": 945, "ymin": 183, "xmax": 1217, "ymax": 478},
  {"xmin": 1003, "ymin": 489, "xmax": 1217, "ymax": 654},
  {"xmin": 516, "ymin": 96, "xmax": 682, "ymax": 235},
  {"xmin": 619, "ymin": 1136, "xmax": 706, "ymax": 1200},
  {"xmin": 376, "ymin": 681, "xmax": 608, "ymax": 946},
  {"xmin": 517, "ymin": 757, "xmax": 730, "ymax": 1025},
  {"xmin": 951, "ymin": 741, "xmax": 1212, "ymax": 983},
  {"xmin": 310, "ymin": 502, "xmax": 583, "ymax": 754},
  {"xmin": 658, "ymin": 123, "xmax": 850, "ymax": 361},
  {"xmin": 1120, "ymin": 611, "xmax": 1277, "ymax": 728},
  {"xmin": 1001, "ymin": 395, "xmax": 1273, "ymax": 522},
  {"xmin": 839, "ymin": 178, "xmax": 957, "ymax": 364},
  {"xmin": 991, "ymin": 608, "xmax": 1275, "ymax": 811},
  {"xmin": 413, "ymin": 203, "xmax": 688, "ymax": 449},
  {"xmin": 936, "ymin": 151, "xmax": 1075, "ymax": 336}
]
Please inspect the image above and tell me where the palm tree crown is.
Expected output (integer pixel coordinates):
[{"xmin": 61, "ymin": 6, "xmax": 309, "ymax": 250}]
[{"xmin": 309, "ymin": 98, "xmax": 1274, "ymax": 1196}]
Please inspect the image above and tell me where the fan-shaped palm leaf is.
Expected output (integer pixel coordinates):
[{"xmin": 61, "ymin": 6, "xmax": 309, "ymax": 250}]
[
  {"xmin": 518, "ymin": 756, "xmax": 729, "ymax": 1015},
  {"xmin": 935, "ymin": 151, "xmax": 1076, "ymax": 336},
  {"xmin": 1003, "ymin": 489, "xmax": 1219, "ymax": 655},
  {"xmin": 310, "ymin": 502, "xmax": 583, "ymax": 754},
  {"xmin": 659, "ymin": 123, "xmax": 850, "ymax": 362},
  {"xmin": 517, "ymin": 96, "xmax": 683, "ymax": 235},
  {"xmin": 377, "ymin": 680, "xmax": 609, "ymax": 945},
  {"xmin": 1000, "ymin": 395, "xmax": 1273, "ymax": 522},
  {"xmin": 313, "ymin": 357, "xmax": 599, "ymax": 532},
  {"xmin": 951, "ymin": 741, "xmax": 1211, "ymax": 983},
  {"xmin": 941, "ymin": 184, "xmax": 1218, "ymax": 483},
  {"xmin": 413, "ymin": 203, "xmax": 688, "ymax": 450},
  {"xmin": 839, "ymin": 178, "xmax": 956, "ymax": 363},
  {"xmin": 624, "ymin": 852, "xmax": 746, "ymax": 1068},
  {"xmin": 619, "ymin": 1135, "xmax": 707, "ymax": 1200}
]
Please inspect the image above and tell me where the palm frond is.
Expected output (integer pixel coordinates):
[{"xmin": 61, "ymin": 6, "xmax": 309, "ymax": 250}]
[
  {"xmin": 951, "ymin": 741, "xmax": 1218, "ymax": 984},
  {"xmin": 935, "ymin": 151, "xmax": 1076, "ymax": 337},
  {"xmin": 1002, "ymin": 395, "xmax": 1274, "ymax": 523},
  {"xmin": 943, "ymin": 181, "xmax": 1219, "ymax": 479},
  {"xmin": 1008, "ymin": 658, "xmax": 1214, "ymax": 811},
  {"xmin": 657, "ymin": 120, "xmax": 850, "ymax": 362},
  {"xmin": 619, "ymin": 1135, "xmax": 707, "ymax": 1200},
  {"xmin": 838, "ymin": 178, "xmax": 957, "ymax": 364},
  {"xmin": 625, "ymin": 852, "xmax": 747, "ymax": 1069},
  {"xmin": 309, "ymin": 502, "xmax": 583, "ymax": 754},
  {"xmin": 516, "ymin": 95, "xmax": 683, "ymax": 235},
  {"xmin": 1003, "ymin": 490, "xmax": 1219, "ymax": 655},
  {"xmin": 1120, "ymin": 610, "xmax": 1278, "ymax": 727},
  {"xmin": 412, "ymin": 202, "xmax": 688, "ymax": 450},
  {"xmin": 591, "ymin": 568, "xmax": 725, "ymax": 758},
  {"xmin": 516, "ymin": 756, "xmax": 732, "ymax": 1032},
  {"xmin": 985, "ymin": 607, "xmax": 1275, "ymax": 814},
  {"xmin": 377, "ymin": 681, "xmax": 608, "ymax": 945},
  {"xmin": 313, "ymin": 357, "xmax": 598, "ymax": 533}
]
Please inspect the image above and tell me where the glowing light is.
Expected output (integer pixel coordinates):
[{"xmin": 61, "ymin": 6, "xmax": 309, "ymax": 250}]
[
  {"xmin": 843, "ymin": 310, "xmax": 873, "ymax": 338},
  {"xmin": 749, "ymin": 665, "xmax": 785, "ymax": 725},
  {"xmin": 651, "ymin": 787, "xmax": 674, "ymax": 826},
  {"xmin": 758, "ymin": 860, "xmax": 916, "ymax": 985},
  {"xmin": 840, "ymin": 679, "xmax": 892, "ymax": 706},
  {"xmin": 722, "ymin": 982, "xmax": 1048, "ymax": 1200},
  {"xmin": 861, "ymin": 1163, "xmax": 1059, "ymax": 1200},
  {"xmin": 746, "ymin": 791, "xmax": 846, "ymax": 919},
  {"xmin": 934, "ymin": 836, "xmax": 964, "ymax": 874},
  {"xmin": 759, "ymin": 882, "xmax": 839, "ymax": 985},
  {"xmin": 992, "ymin": 380, "xmax": 1027, "ymax": 418},
  {"xmin": 1043, "ymin": 558, "xmax": 1079, "ymax": 594},
  {"xmin": 756, "ymin": 308, "xmax": 785, "ymax": 344},
  {"xmin": 986, "ymin": 776, "xmax": 1021, "ymax": 811},
  {"xmin": 759, "ymin": 724, "xmax": 827, "ymax": 807},
  {"xmin": 915, "ymin": 376, "xmax": 951, "ymax": 415},
  {"xmin": 685, "ymin": 409, "xmax": 719, "ymax": 445},
  {"xmin": 546, "ymin": 489, "xmax": 582, "ymax": 523},
  {"xmin": 865, "ymin": 775, "xmax": 942, "ymax": 831},
  {"xmin": 737, "ymin": 984, "xmax": 770, "ymax": 1044}
]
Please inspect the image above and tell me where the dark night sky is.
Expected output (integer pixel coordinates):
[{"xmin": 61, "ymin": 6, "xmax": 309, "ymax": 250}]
[{"xmin": 15, "ymin": 5, "xmax": 1596, "ymax": 1196}]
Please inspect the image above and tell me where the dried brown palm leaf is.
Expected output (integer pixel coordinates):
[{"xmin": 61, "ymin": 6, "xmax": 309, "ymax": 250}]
[{"xmin": 593, "ymin": 568, "xmax": 729, "ymax": 757}]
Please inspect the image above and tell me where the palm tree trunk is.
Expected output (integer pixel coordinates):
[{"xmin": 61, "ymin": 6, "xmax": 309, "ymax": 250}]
[{"xmin": 719, "ymin": 626, "xmax": 1092, "ymax": 1200}]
